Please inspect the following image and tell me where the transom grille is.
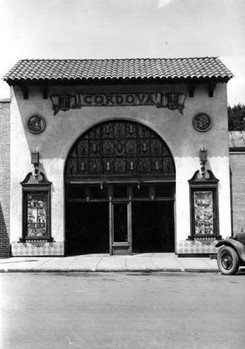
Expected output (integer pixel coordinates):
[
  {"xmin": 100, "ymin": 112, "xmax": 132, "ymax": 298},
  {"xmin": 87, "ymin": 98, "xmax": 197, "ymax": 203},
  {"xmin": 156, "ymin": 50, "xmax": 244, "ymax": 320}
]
[{"xmin": 65, "ymin": 121, "xmax": 175, "ymax": 180}]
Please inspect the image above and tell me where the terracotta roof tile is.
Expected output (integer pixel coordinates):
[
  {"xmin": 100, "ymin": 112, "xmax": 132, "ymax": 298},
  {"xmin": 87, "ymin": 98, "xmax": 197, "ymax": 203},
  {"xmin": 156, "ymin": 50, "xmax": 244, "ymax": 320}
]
[{"xmin": 3, "ymin": 57, "xmax": 233, "ymax": 83}]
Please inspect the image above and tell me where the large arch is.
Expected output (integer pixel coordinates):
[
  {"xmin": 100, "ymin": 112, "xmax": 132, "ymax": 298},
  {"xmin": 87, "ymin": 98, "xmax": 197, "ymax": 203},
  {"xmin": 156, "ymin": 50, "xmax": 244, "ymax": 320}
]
[{"xmin": 65, "ymin": 120, "xmax": 176, "ymax": 255}]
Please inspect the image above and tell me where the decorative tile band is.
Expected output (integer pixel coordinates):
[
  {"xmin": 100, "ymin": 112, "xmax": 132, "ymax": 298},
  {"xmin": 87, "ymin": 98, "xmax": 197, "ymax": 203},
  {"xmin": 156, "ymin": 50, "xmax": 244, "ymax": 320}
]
[
  {"xmin": 177, "ymin": 239, "xmax": 217, "ymax": 255},
  {"xmin": 11, "ymin": 242, "xmax": 64, "ymax": 256},
  {"xmin": 11, "ymin": 240, "xmax": 217, "ymax": 256}
]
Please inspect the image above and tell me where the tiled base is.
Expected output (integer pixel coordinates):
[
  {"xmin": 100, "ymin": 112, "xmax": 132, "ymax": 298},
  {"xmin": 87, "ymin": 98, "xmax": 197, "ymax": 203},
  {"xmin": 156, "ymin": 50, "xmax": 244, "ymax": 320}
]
[
  {"xmin": 11, "ymin": 242, "xmax": 64, "ymax": 256},
  {"xmin": 177, "ymin": 239, "xmax": 217, "ymax": 255},
  {"xmin": 11, "ymin": 240, "xmax": 217, "ymax": 257}
]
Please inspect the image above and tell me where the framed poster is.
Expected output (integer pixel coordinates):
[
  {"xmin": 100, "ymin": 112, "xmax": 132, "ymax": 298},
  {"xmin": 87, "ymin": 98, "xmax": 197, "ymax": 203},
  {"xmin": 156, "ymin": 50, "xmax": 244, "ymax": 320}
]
[
  {"xmin": 194, "ymin": 191, "xmax": 214, "ymax": 235},
  {"xmin": 26, "ymin": 193, "xmax": 48, "ymax": 238},
  {"xmin": 21, "ymin": 172, "xmax": 52, "ymax": 242},
  {"xmin": 189, "ymin": 170, "xmax": 220, "ymax": 239}
]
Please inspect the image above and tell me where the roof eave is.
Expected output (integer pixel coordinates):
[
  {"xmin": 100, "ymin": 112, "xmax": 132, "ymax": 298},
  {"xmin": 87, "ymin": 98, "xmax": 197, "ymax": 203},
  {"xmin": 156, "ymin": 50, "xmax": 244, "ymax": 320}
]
[{"xmin": 4, "ymin": 76, "xmax": 232, "ymax": 86}]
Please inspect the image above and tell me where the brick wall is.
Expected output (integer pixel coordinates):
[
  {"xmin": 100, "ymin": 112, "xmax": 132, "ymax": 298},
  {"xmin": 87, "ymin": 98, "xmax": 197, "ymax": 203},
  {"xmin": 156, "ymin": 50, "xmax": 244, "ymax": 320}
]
[
  {"xmin": 0, "ymin": 100, "xmax": 10, "ymax": 257},
  {"xmin": 230, "ymin": 152, "xmax": 245, "ymax": 235}
]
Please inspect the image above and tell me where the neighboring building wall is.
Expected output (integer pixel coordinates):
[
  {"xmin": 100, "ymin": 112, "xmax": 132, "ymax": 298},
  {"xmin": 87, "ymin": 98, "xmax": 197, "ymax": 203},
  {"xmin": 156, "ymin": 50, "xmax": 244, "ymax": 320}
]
[
  {"xmin": 0, "ymin": 100, "xmax": 10, "ymax": 257},
  {"xmin": 229, "ymin": 131, "xmax": 245, "ymax": 234},
  {"xmin": 9, "ymin": 82, "xmax": 231, "ymax": 256}
]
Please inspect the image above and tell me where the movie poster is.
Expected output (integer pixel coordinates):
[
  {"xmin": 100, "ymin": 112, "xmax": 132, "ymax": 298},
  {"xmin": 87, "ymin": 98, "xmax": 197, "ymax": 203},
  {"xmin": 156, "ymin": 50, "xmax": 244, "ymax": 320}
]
[
  {"xmin": 194, "ymin": 191, "xmax": 214, "ymax": 235},
  {"xmin": 27, "ymin": 194, "xmax": 47, "ymax": 237}
]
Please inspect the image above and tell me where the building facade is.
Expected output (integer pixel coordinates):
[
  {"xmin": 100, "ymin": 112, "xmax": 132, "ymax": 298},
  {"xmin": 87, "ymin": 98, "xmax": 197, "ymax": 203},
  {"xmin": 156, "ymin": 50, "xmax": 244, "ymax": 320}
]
[
  {"xmin": 0, "ymin": 99, "xmax": 10, "ymax": 257},
  {"xmin": 229, "ymin": 131, "xmax": 245, "ymax": 235},
  {"xmin": 2, "ymin": 57, "xmax": 233, "ymax": 256}
]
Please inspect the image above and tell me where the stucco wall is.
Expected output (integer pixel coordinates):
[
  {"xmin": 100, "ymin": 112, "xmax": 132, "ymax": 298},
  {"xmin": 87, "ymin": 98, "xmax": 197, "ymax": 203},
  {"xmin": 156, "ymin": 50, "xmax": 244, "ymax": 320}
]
[{"xmin": 10, "ymin": 82, "xmax": 231, "ymax": 255}]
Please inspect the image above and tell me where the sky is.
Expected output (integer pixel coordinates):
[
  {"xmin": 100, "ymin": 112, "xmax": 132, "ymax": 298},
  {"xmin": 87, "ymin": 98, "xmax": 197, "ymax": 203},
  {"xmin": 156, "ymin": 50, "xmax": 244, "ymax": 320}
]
[{"xmin": 0, "ymin": 0, "xmax": 244, "ymax": 105}]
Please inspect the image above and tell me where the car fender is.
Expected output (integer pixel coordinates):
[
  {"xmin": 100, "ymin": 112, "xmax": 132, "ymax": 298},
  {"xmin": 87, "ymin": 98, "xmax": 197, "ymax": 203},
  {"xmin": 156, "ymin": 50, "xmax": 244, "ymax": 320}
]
[{"xmin": 216, "ymin": 239, "xmax": 245, "ymax": 263}]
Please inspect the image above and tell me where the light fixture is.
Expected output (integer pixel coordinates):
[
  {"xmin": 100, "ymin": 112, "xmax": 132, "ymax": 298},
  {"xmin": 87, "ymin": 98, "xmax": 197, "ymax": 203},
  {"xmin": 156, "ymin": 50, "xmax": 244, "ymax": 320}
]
[
  {"xmin": 199, "ymin": 147, "xmax": 207, "ymax": 178},
  {"xmin": 31, "ymin": 150, "xmax": 40, "ymax": 179}
]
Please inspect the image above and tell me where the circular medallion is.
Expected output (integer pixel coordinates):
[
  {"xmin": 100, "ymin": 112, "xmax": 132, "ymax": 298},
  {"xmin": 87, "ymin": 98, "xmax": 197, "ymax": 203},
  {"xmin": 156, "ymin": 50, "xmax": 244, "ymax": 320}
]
[
  {"xmin": 27, "ymin": 115, "xmax": 46, "ymax": 134},
  {"xmin": 192, "ymin": 113, "xmax": 212, "ymax": 132}
]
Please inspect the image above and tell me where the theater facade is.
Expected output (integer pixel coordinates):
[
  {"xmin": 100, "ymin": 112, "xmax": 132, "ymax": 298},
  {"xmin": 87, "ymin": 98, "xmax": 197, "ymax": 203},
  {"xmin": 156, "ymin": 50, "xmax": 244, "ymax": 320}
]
[{"xmin": 3, "ymin": 57, "xmax": 233, "ymax": 256}]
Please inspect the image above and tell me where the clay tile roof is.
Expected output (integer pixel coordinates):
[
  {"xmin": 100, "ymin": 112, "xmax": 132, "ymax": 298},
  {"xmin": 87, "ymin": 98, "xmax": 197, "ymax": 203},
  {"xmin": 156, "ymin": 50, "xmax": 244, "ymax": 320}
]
[{"xmin": 3, "ymin": 57, "xmax": 233, "ymax": 83}]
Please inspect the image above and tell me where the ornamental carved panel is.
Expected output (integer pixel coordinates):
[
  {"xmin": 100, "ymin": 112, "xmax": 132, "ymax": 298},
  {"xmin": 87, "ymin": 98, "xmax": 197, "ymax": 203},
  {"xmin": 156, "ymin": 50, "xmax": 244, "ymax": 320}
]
[{"xmin": 65, "ymin": 121, "xmax": 175, "ymax": 178}]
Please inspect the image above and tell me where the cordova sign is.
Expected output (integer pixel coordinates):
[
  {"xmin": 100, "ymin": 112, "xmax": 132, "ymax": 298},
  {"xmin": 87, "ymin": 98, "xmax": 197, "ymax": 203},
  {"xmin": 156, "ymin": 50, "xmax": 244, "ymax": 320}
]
[{"xmin": 51, "ymin": 92, "xmax": 186, "ymax": 115}]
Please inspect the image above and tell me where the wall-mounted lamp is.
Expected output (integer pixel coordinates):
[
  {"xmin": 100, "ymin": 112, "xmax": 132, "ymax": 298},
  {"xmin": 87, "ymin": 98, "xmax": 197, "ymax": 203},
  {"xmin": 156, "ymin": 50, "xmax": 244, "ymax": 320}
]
[
  {"xmin": 31, "ymin": 150, "xmax": 40, "ymax": 179},
  {"xmin": 199, "ymin": 147, "xmax": 207, "ymax": 178}
]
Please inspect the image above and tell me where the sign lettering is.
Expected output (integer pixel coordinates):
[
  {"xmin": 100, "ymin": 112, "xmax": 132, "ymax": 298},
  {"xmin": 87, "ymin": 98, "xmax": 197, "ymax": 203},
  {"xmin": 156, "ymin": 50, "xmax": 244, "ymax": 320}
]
[{"xmin": 51, "ymin": 92, "xmax": 186, "ymax": 115}]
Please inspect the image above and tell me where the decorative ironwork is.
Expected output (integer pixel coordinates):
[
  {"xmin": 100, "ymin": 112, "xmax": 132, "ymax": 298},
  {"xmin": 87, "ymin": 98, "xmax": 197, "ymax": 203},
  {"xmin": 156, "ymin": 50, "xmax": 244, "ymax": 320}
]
[{"xmin": 65, "ymin": 121, "xmax": 175, "ymax": 179}]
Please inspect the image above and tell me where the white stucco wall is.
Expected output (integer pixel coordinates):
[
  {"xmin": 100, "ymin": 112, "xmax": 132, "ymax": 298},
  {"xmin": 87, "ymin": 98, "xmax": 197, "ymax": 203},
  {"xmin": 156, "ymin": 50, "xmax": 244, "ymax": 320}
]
[{"xmin": 9, "ymin": 82, "xmax": 231, "ymax": 254}]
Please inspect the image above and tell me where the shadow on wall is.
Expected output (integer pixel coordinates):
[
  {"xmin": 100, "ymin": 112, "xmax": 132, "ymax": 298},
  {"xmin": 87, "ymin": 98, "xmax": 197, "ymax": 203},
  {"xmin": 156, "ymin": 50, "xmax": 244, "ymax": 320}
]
[{"xmin": 0, "ymin": 201, "xmax": 10, "ymax": 257}]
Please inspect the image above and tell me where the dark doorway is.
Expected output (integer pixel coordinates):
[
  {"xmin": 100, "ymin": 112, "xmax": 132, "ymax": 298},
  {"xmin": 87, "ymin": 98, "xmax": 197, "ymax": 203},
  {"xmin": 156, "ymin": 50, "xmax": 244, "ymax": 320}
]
[
  {"xmin": 66, "ymin": 202, "xmax": 109, "ymax": 255},
  {"xmin": 65, "ymin": 120, "xmax": 176, "ymax": 255},
  {"xmin": 132, "ymin": 201, "xmax": 174, "ymax": 253}
]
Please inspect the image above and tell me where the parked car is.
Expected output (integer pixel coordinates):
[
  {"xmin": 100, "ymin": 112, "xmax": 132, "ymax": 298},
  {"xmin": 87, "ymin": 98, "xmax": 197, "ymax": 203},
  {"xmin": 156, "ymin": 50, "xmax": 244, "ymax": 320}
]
[{"xmin": 216, "ymin": 231, "xmax": 245, "ymax": 275}]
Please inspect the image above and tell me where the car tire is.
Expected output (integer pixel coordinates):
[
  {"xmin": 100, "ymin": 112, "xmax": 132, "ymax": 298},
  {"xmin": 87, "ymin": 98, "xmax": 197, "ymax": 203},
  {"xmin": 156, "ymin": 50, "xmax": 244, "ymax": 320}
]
[{"xmin": 217, "ymin": 246, "xmax": 240, "ymax": 275}]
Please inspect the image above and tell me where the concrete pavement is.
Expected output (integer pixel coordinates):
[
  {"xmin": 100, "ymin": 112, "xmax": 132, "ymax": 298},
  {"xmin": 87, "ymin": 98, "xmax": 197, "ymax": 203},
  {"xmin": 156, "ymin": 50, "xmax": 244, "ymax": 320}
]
[
  {"xmin": 2, "ymin": 272, "xmax": 245, "ymax": 349},
  {"xmin": 0, "ymin": 253, "xmax": 219, "ymax": 272}
]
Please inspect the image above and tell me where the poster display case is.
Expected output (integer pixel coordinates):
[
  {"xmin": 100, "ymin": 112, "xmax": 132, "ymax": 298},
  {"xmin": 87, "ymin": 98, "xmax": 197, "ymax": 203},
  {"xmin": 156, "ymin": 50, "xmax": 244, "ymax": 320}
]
[
  {"xmin": 20, "ymin": 172, "xmax": 52, "ymax": 242},
  {"xmin": 189, "ymin": 170, "xmax": 221, "ymax": 239}
]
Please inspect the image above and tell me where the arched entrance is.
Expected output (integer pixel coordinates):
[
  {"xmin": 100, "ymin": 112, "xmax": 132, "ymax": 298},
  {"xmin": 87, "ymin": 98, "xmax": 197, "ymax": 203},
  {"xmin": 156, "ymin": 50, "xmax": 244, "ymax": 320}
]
[{"xmin": 65, "ymin": 120, "xmax": 176, "ymax": 255}]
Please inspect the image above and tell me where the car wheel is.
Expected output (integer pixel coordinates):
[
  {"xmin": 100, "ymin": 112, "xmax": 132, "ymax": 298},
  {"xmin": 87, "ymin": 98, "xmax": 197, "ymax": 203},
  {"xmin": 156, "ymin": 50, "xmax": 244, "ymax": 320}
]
[{"xmin": 217, "ymin": 246, "xmax": 240, "ymax": 275}]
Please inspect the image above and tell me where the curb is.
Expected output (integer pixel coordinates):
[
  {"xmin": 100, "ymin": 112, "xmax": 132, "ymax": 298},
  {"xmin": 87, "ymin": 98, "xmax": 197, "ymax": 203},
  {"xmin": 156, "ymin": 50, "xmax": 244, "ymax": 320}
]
[{"xmin": 0, "ymin": 268, "xmax": 219, "ymax": 273}]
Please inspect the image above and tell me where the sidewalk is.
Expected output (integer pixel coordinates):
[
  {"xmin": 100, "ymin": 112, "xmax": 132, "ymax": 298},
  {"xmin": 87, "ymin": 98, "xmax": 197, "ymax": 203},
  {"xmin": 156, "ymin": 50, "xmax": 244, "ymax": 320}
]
[{"xmin": 0, "ymin": 253, "xmax": 218, "ymax": 273}]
